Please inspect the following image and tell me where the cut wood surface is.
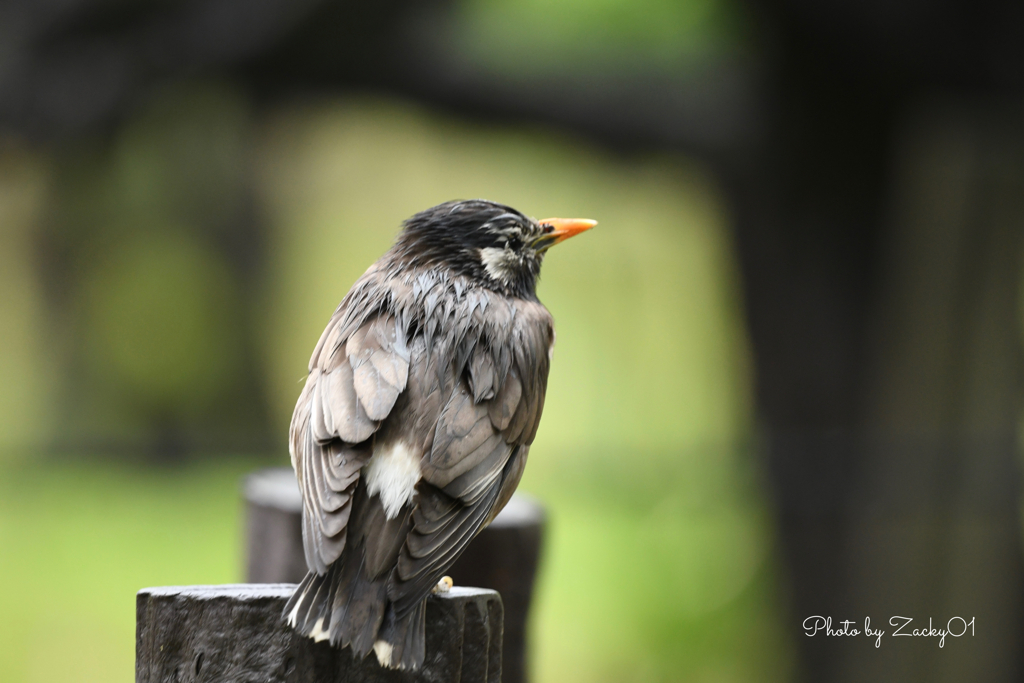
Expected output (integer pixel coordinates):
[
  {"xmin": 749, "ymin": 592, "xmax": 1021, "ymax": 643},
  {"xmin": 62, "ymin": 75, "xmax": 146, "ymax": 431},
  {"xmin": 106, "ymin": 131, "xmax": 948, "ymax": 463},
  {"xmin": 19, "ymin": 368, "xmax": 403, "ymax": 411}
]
[{"xmin": 136, "ymin": 584, "xmax": 502, "ymax": 683}]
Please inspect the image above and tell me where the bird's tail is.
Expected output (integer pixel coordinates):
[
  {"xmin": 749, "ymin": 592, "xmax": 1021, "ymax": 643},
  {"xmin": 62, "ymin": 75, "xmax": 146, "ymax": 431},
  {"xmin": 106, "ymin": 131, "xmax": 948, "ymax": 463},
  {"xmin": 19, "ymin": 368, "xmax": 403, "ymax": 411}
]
[
  {"xmin": 283, "ymin": 570, "xmax": 333, "ymax": 643},
  {"xmin": 375, "ymin": 600, "xmax": 426, "ymax": 670},
  {"xmin": 283, "ymin": 563, "xmax": 426, "ymax": 670}
]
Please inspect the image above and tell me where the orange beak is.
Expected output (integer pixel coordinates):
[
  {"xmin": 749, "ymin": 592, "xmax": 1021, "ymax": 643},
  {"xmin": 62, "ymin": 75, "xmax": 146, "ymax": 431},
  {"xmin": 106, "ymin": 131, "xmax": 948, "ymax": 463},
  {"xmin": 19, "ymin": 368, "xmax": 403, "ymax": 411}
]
[{"xmin": 537, "ymin": 217, "xmax": 597, "ymax": 247}]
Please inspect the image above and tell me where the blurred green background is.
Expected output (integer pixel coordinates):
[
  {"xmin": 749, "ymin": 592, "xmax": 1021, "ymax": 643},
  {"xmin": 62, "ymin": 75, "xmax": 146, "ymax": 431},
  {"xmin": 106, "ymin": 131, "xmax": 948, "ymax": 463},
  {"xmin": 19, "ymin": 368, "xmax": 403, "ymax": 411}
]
[
  {"xmin": 6, "ymin": 0, "xmax": 1024, "ymax": 676},
  {"xmin": 0, "ymin": 0, "xmax": 792, "ymax": 674},
  {"xmin": 0, "ymin": 94, "xmax": 792, "ymax": 682}
]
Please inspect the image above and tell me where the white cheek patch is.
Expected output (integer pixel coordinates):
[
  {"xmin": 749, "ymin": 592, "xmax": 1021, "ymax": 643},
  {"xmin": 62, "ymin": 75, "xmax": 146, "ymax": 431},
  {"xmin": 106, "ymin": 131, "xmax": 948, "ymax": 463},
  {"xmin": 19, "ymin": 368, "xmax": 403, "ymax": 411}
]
[
  {"xmin": 364, "ymin": 441, "xmax": 421, "ymax": 519},
  {"xmin": 480, "ymin": 246, "xmax": 516, "ymax": 283}
]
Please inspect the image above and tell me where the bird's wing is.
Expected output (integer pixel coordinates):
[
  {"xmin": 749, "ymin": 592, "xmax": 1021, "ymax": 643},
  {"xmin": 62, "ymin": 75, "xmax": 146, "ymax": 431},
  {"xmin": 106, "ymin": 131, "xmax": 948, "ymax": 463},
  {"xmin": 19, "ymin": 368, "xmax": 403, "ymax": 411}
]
[
  {"xmin": 388, "ymin": 300, "xmax": 553, "ymax": 617},
  {"xmin": 291, "ymin": 307, "xmax": 411, "ymax": 575}
]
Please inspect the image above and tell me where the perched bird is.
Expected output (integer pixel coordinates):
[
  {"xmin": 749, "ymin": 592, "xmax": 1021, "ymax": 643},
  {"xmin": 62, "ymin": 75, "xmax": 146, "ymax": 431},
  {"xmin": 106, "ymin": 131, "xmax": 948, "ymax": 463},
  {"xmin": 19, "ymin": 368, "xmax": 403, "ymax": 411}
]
[{"xmin": 284, "ymin": 199, "xmax": 595, "ymax": 669}]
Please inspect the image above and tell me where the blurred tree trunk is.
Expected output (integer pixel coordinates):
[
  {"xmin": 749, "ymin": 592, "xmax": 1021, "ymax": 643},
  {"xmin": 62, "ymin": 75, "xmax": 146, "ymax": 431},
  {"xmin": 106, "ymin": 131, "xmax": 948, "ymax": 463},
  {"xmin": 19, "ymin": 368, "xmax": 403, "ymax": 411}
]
[
  {"xmin": 732, "ymin": 87, "xmax": 1024, "ymax": 680},
  {"xmin": 720, "ymin": 0, "xmax": 1024, "ymax": 679},
  {"xmin": 852, "ymin": 105, "xmax": 1024, "ymax": 682}
]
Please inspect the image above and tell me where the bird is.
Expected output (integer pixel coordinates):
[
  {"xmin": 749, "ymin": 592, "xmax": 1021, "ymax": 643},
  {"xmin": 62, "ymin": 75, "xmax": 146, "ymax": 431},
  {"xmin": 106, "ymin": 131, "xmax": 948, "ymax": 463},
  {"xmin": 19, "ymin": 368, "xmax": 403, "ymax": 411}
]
[{"xmin": 283, "ymin": 199, "xmax": 595, "ymax": 670}]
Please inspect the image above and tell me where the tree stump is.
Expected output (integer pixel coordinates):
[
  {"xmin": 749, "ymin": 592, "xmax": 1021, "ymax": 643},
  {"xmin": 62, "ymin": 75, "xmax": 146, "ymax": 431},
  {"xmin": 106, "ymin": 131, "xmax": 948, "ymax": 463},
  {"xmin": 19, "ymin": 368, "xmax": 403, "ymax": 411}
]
[
  {"xmin": 243, "ymin": 467, "xmax": 545, "ymax": 683},
  {"xmin": 136, "ymin": 584, "xmax": 502, "ymax": 683}
]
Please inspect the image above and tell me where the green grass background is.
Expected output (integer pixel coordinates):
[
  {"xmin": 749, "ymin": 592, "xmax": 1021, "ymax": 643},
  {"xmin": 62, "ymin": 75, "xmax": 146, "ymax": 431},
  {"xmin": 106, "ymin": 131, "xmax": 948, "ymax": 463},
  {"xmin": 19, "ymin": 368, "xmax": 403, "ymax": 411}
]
[{"xmin": 0, "ymin": 98, "xmax": 793, "ymax": 682}]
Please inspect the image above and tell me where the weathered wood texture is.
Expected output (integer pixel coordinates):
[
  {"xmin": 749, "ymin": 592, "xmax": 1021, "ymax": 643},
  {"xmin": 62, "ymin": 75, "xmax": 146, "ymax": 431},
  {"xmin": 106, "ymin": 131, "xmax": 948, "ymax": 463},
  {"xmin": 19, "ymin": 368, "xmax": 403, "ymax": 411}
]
[
  {"xmin": 136, "ymin": 584, "xmax": 502, "ymax": 683},
  {"xmin": 243, "ymin": 467, "xmax": 544, "ymax": 683}
]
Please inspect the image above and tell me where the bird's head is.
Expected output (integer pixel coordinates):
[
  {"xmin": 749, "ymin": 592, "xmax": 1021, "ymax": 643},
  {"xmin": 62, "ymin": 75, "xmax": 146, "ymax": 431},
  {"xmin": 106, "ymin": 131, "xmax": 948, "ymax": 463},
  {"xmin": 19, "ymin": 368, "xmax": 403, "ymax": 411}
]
[{"xmin": 393, "ymin": 199, "xmax": 596, "ymax": 299}]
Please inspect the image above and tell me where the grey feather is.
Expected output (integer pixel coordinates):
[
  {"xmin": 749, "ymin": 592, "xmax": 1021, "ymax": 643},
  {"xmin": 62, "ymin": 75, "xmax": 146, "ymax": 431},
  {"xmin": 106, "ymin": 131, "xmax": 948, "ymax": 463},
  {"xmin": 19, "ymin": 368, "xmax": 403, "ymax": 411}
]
[
  {"xmin": 348, "ymin": 316, "xmax": 411, "ymax": 421},
  {"xmin": 321, "ymin": 359, "xmax": 378, "ymax": 444},
  {"xmin": 488, "ymin": 365, "xmax": 522, "ymax": 431},
  {"xmin": 467, "ymin": 345, "xmax": 496, "ymax": 402}
]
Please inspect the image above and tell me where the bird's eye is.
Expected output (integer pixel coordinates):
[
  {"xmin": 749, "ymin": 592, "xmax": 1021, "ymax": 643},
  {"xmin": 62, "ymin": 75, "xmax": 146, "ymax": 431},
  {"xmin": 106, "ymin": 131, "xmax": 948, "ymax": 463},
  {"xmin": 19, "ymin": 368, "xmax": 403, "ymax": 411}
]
[
  {"xmin": 507, "ymin": 235, "xmax": 522, "ymax": 251},
  {"xmin": 541, "ymin": 223, "xmax": 555, "ymax": 234}
]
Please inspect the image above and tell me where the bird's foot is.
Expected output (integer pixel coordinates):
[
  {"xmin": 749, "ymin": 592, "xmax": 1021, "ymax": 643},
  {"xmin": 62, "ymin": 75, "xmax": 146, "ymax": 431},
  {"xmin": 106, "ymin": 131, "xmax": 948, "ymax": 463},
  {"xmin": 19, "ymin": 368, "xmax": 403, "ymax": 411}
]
[{"xmin": 432, "ymin": 576, "xmax": 453, "ymax": 594}]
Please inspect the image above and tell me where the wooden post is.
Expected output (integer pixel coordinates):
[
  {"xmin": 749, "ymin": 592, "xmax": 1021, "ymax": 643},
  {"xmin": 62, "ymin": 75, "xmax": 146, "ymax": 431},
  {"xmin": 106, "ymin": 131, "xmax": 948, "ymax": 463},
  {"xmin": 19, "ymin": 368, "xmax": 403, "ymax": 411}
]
[
  {"xmin": 446, "ymin": 497, "xmax": 544, "ymax": 683},
  {"xmin": 243, "ymin": 469, "xmax": 307, "ymax": 584},
  {"xmin": 243, "ymin": 468, "xmax": 545, "ymax": 683},
  {"xmin": 136, "ymin": 584, "xmax": 502, "ymax": 683}
]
